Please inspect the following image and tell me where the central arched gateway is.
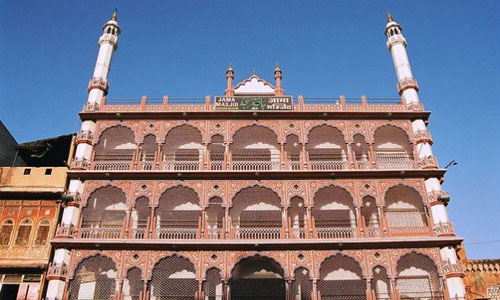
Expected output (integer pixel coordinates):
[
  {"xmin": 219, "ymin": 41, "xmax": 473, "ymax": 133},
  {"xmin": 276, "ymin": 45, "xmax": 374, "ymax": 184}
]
[{"xmin": 230, "ymin": 256, "xmax": 286, "ymax": 300}]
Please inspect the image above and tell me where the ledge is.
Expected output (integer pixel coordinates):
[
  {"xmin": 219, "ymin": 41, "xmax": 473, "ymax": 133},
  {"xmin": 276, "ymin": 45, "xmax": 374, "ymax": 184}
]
[
  {"xmin": 51, "ymin": 236, "xmax": 463, "ymax": 251},
  {"xmin": 79, "ymin": 110, "xmax": 431, "ymax": 121},
  {"xmin": 67, "ymin": 169, "xmax": 446, "ymax": 180}
]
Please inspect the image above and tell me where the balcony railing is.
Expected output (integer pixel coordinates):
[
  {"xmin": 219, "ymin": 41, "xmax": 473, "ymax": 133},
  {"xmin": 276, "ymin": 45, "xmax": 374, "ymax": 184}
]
[
  {"xmin": 156, "ymin": 227, "xmax": 198, "ymax": 239},
  {"xmin": 315, "ymin": 227, "xmax": 357, "ymax": 239},
  {"xmin": 80, "ymin": 227, "xmax": 122, "ymax": 239},
  {"xmin": 376, "ymin": 152, "xmax": 414, "ymax": 169},
  {"xmin": 433, "ymin": 222, "xmax": 454, "ymax": 236},
  {"xmin": 232, "ymin": 227, "xmax": 282, "ymax": 239}
]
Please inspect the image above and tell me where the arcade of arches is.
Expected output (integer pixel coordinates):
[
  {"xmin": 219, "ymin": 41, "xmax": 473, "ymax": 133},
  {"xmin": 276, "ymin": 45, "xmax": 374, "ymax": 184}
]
[{"xmin": 66, "ymin": 250, "xmax": 447, "ymax": 300}]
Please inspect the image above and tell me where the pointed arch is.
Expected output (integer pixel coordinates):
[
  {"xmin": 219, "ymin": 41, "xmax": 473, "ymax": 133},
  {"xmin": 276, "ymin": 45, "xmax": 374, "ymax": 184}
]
[
  {"xmin": 371, "ymin": 265, "xmax": 391, "ymax": 300},
  {"xmin": 94, "ymin": 125, "xmax": 136, "ymax": 170},
  {"xmin": 148, "ymin": 255, "xmax": 197, "ymax": 299},
  {"xmin": 395, "ymin": 252, "xmax": 443, "ymax": 298},
  {"xmin": 156, "ymin": 186, "xmax": 201, "ymax": 239},
  {"xmin": 374, "ymin": 125, "xmax": 414, "ymax": 169},
  {"xmin": 230, "ymin": 185, "xmax": 282, "ymax": 239},
  {"xmin": 318, "ymin": 253, "xmax": 366, "ymax": 300},
  {"xmin": 384, "ymin": 184, "xmax": 429, "ymax": 237},
  {"xmin": 285, "ymin": 134, "xmax": 301, "ymax": 170},
  {"xmin": 307, "ymin": 125, "xmax": 347, "ymax": 170},
  {"xmin": 162, "ymin": 124, "xmax": 203, "ymax": 171},
  {"xmin": 203, "ymin": 267, "xmax": 223, "ymax": 300},
  {"xmin": 68, "ymin": 254, "xmax": 117, "ymax": 300},
  {"xmin": 231, "ymin": 125, "xmax": 280, "ymax": 171},
  {"xmin": 81, "ymin": 185, "xmax": 127, "ymax": 239},
  {"xmin": 291, "ymin": 267, "xmax": 313, "ymax": 300},
  {"xmin": 312, "ymin": 185, "xmax": 357, "ymax": 239},
  {"xmin": 123, "ymin": 267, "xmax": 143, "ymax": 300}
]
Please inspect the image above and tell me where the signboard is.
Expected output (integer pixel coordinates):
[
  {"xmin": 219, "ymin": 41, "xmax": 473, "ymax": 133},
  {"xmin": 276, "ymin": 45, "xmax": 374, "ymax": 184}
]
[{"xmin": 214, "ymin": 96, "xmax": 293, "ymax": 111}]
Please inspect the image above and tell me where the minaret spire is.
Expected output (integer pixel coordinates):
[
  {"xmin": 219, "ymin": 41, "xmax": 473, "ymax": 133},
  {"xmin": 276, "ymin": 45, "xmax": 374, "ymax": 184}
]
[
  {"xmin": 225, "ymin": 62, "xmax": 235, "ymax": 96},
  {"xmin": 274, "ymin": 63, "xmax": 284, "ymax": 96},
  {"xmin": 386, "ymin": 11, "xmax": 393, "ymax": 22},
  {"xmin": 111, "ymin": 8, "xmax": 118, "ymax": 21}
]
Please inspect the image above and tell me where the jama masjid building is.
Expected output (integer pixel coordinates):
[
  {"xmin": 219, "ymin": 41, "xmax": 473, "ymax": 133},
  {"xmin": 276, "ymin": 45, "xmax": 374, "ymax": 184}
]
[{"xmin": 45, "ymin": 11, "xmax": 468, "ymax": 300}]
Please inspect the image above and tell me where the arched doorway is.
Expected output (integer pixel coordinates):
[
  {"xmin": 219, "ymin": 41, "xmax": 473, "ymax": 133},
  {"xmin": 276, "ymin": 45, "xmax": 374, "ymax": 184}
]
[{"xmin": 230, "ymin": 256, "xmax": 285, "ymax": 300}]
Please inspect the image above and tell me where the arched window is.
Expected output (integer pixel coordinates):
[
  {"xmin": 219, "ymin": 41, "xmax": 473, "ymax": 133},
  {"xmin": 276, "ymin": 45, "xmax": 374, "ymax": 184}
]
[
  {"xmin": 209, "ymin": 135, "xmax": 225, "ymax": 170},
  {"xmin": 307, "ymin": 125, "xmax": 347, "ymax": 170},
  {"xmin": 15, "ymin": 218, "xmax": 33, "ymax": 245},
  {"xmin": 0, "ymin": 219, "xmax": 14, "ymax": 246},
  {"xmin": 131, "ymin": 197, "xmax": 150, "ymax": 239},
  {"xmin": 371, "ymin": 266, "xmax": 391, "ymax": 300},
  {"xmin": 312, "ymin": 185, "xmax": 357, "ymax": 239},
  {"xmin": 384, "ymin": 185, "xmax": 429, "ymax": 237},
  {"xmin": 289, "ymin": 196, "xmax": 306, "ymax": 239},
  {"xmin": 34, "ymin": 219, "xmax": 51, "ymax": 246},
  {"xmin": 230, "ymin": 256, "xmax": 285, "ymax": 300},
  {"xmin": 81, "ymin": 186, "xmax": 127, "ymax": 239},
  {"xmin": 285, "ymin": 134, "xmax": 301, "ymax": 170},
  {"xmin": 162, "ymin": 125, "xmax": 203, "ymax": 171},
  {"xmin": 123, "ymin": 267, "xmax": 143, "ymax": 300},
  {"xmin": 231, "ymin": 125, "xmax": 279, "ymax": 171},
  {"xmin": 149, "ymin": 256, "xmax": 197, "ymax": 299},
  {"xmin": 140, "ymin": 134, "xmax": 157, "ymax": 170},
  {"xmin": 318, "ymin": 254, "xmax": 365, "ymax": 300},
  {"xmin": 206, "ymin": 197, "xmax": 224, "ymax": 239},
  {"xmin": 374, "ymin": 126, "xmax": 414, "ymax": 169},
  {"xmin": 361, "ymin": 196, "xmax": 380, "ymax": 237},
  {"xmin": 291, "ymin": 267, "xmax": 312, "ymax": 300},
  {"xmin": 396, "ymin": 253, "xmax": 443, "ymax": 299},
  {"xmin": 203, "ymin": 268, "xmax": 223, "ymax": 300},
  {"xmin": 156, "ymin": 186, "xmax": 201, "ymax": 239},
  {"xmin": 69, "ymin": 255, "xmax": 117, "ymax": 300},
  {"xmin": 352, "ymin": 134, "xmax": 370, "ymax": 169},
  {"xmin": 94, "ymin": 125, "xmax": 136, "ymax": 170},
  {"xmin": 230, "ymin": 186, "xmax": 282, "ymax": 239}
]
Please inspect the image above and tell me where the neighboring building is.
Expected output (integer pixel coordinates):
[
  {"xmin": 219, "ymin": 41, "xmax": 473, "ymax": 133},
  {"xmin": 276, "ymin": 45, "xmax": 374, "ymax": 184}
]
[
  {"xmin": 0, "ymin": 128, "xmax": 74, "ymax": 299},
  {"xmin": 458, "ymin": 246, "xmax": 500, "ymax": 300},
  {"xmin": 46, "ymin": 12, "xmax": 468, "ymax": 300}
]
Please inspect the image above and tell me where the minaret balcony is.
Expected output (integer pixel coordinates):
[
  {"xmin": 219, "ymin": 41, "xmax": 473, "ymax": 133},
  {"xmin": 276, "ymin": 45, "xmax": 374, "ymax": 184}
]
[
  {"xmin": 397, "ymin": 77, "xmax": 419, "ymax": 94},
  {"xmin": 433, "ymin": 222, "xmax": 455, "ymax": 237},
  {"xmin": 65, "ymin": 192, "xmax": 82, "ymax": 208},
  {"xmin": 428, "ymin": 190, "xmax": 450, "ymax": 206},
  {"xmin": 87, "ymin": 77, "xmax": 109, "ymax": 94},
  {"xmin": 414, "ymin": 130, "xmax": 433, "ymax": 145},
  {"xmin": 83, "ymin": 102, "xmax": 100, "ymax": 111},
  {"xmin": 46, "ymin": 262, "xmax": 68, "ymax": 281},
  {"xmin": 442, "ymin": 259, "xmax": 465, "ymax": 278},
  {"xmin": 418, "ymin": 155, "xmax": 439, "ymax": 169},
  {"xmin": 75, "ymin": 130, "xmax": 94, "ymax": 145},
  {"xmin": 70, "ymin": 158, "xmax": 90, "ymax": 170},
  {"xmin": 55, "ymin": 224, "xmax": 78, "ymax": 239}
]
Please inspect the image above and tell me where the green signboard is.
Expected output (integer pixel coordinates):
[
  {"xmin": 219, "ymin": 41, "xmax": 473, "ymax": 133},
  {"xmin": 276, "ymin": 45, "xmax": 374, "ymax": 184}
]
[{"xmin": 214, "ymin": 96, "xmax": 293, "ymax": 111}]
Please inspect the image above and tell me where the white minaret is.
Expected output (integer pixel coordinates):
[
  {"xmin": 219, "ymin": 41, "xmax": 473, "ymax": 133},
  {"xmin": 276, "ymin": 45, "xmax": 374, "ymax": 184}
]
[
  {"xmin": 45, "ymin": 11, "xmax": 121, "ymax": 300},
  {"xmin": 385, "ymin": 12, "xmax": 466, "ymax": 299}
]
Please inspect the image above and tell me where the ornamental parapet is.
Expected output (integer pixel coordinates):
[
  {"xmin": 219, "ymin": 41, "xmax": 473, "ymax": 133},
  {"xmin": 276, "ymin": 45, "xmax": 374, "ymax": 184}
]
[
  {"xmin": 465, "ymin": 259, "xmax": 500, "ymax": 273},
  {"xmin": 442, "ymin": 259, "xmax": 465, "ymax": 278},
  {"xmin": 87, "ymin": 77, "xmax": 109, "ymax": 94},
  {"xmin": 414, "ymin": 130, "xmax": 433, "ymax": 145},
  {"xmin": 397, "ymin": 77, "xmax": 419, "ymax": 94},
  {"xmin": 55, "ymin": 224, "xmax": 78, "ymax": 239},
  {"xmin": 47, "ymin": 262, "xmax": 68, "ymax": 281},
  {"xmin": 78, "ymin": 95, "xmax": 428, "ymax": 115},
  {"xmin": 433, "ymin": 222, "xmax": 455, "ymax": 237},
  {"xmin": 75, "ymin": 130, "xmax": 94, "ymax": 145},
  {"xmin": 428, "ymin": 190, "xmax": 450, "ymax": 206},
  {"xmin": 70, "ymin": 158, "xmax": 90, "ymax": 170},
  {"xmin": 419, "ymin": 155, "xmax": 439, "ymax": 169},
  {"xmin": 406, "ymin": 102, "xmax": 424, "ymax": 111}
]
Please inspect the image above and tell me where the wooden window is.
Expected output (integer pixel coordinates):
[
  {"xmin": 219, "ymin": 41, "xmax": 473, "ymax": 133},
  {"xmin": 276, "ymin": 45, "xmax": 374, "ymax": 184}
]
[
  {"xmin": 15, "ymin": 219, "xmax": 33, "ymax": 246},
  {"xmin": 0, "ymin": 219, "xmax": 14, "ymax": 246},
  {"xmin": 34, "ymin": 219, "xmax": 51, "ymax": 246}
]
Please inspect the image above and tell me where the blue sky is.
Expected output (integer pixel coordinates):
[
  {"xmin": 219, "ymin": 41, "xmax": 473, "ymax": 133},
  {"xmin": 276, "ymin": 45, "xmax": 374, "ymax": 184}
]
[{"xmin": 1, "ymin": 1, "xmax": 498, "ymax": 258}]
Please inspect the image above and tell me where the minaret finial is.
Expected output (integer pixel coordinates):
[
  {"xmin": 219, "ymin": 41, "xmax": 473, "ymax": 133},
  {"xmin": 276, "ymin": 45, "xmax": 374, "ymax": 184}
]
[
  {"xmin": 387, "ymin": 11, "xmax": 393, "ymax": 23},
  {"xmin": 228, "ymin": 62, "xmax": 233, "ymax": 70},
  {"xmin": 252, "ymin": 69, "xmax": 256, "ymax": 75},
  {"xmin": 275, "ymin": 63, "xmax": 281, "ymax": 71},
  {"xmin": 111, "ymin": 9, "xmax": 118, "ymax": 21}
]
